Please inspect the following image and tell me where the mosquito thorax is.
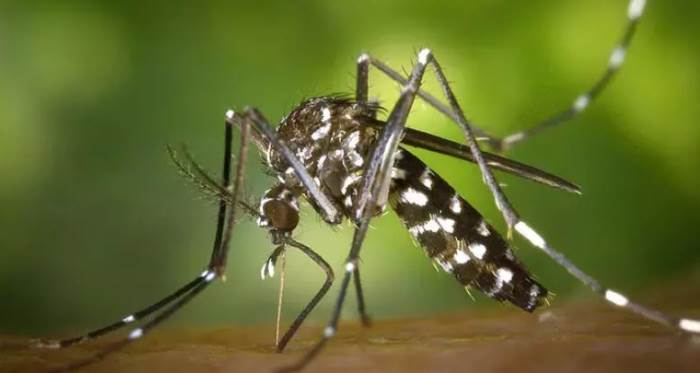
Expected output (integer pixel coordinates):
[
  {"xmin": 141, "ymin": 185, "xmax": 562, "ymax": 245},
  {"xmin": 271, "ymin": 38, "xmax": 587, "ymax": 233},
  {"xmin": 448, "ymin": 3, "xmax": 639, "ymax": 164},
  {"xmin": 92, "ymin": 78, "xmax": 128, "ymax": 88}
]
[{"xmin": 264, "ymin": 96, "xmax": 381, "ymax": 224}]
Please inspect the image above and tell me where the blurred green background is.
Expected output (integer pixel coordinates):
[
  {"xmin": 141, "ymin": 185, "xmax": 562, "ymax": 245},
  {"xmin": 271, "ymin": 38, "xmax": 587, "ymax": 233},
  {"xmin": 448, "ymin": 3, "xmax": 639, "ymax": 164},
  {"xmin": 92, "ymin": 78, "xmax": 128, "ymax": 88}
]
[{"xmin": 1, "ymin": 0, "xmax": 699, "ymax": 337}]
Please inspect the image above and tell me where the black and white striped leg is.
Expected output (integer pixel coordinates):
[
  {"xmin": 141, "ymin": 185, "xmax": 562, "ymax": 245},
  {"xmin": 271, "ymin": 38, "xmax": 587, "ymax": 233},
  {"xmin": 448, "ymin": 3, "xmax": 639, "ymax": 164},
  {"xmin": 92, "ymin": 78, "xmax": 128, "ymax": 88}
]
[
  {"xmin": 40, "ymin": 113, "xmax": 249, "ymax": 371},
  {"xmin": 266, "ymin": 239, "xmax": 334, "ymax": 353},
  {"xmin": 511, "ymin": 220, "xmax": 700, "ymax": 334},
  {"xmin": 358, "ymin": 0, "xmax": 647, "ymax": 152},
  {"xmin": 498, "ymin": 0, "xmax": 647, "ymax": 150},
  {"xmin": 279, "ymin": 48, "xmax": 433, "ymax": 373},
  {"xmin": 48, "ymin": 274, "xmax": 216, "ymax": 373},
  {"xmin": 34, "ymin": 272, "xmax": 210, "ymax": 350}
]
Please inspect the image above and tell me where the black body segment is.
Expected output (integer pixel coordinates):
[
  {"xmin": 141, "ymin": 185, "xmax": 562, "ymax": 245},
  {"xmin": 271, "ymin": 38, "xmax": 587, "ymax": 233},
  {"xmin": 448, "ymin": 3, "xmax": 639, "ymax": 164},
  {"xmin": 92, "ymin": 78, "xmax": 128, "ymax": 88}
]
[{"xmin": 389, "ymin": 148, "xmax": 547, "ymax": 311}]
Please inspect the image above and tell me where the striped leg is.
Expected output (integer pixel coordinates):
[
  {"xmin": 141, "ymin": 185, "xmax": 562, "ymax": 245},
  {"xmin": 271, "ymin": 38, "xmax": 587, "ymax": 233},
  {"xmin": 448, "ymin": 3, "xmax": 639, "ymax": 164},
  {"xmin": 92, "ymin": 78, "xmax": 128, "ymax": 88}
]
[
  {"xmin": 47, "ymin": 274, "xmax": 216, "ymax": 373},
  {"xmin": 512, "ymin": 220, "xmax": 700, "ymax": 334},
  {"xmin": 357, "ymin": 0, "xmax": 647, "ymax": 152},
  {"xmin": 35, "ymin": 271, "xmax": 211, "ymax": 351},
  {"xmin": 38, "ymin": 113, "xmax": 250, "ymax": 371},
  {"xmin": 498, "ymin": 0, "xmax": 647, "ymax": 150}
]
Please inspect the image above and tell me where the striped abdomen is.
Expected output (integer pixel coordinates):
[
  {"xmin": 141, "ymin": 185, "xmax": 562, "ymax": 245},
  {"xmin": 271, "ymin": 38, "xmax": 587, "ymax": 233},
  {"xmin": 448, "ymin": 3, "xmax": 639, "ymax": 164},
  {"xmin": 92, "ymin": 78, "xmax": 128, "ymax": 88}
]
[{"xmin": 389, "ymin": 148, "xmax": 547, "ymax": 312}]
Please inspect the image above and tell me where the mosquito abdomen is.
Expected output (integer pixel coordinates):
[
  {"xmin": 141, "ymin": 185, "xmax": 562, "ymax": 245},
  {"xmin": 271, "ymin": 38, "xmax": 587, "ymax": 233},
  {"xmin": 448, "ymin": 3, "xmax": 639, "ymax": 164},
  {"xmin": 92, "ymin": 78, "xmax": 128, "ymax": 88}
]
[{"xmin": 389, "ymin": 148, "xmax": 547, "ymax": 312}]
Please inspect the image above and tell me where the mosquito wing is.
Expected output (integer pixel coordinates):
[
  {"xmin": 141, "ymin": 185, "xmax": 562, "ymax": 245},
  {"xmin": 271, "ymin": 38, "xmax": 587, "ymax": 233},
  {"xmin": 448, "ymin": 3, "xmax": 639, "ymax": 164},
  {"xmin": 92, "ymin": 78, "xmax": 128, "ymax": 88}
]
[{"xmin": 365, "ymin": 118, "xmax": 580, "ymax": 194}]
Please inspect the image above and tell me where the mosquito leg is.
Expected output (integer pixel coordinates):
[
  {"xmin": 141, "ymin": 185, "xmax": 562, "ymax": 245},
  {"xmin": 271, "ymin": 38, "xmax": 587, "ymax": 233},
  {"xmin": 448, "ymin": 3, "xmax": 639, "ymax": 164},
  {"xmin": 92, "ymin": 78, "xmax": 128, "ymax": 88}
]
[
  {"xmin": 352, "ymin": 267, "xmax": 372, "ymax": 327},
  {"xmin": 362, "ymin": 0, "xmax": 647, "ymax": 152},
  {"xmin": 49, "ymin": 274, "xmax": 215, "ymax": 373},
  {"xmin": 212, "ymin": 111, "xmax": 250, "ymax": 272},
  {"xmin": 34, "ymin": 273, "xmax": 208, "ymax": 350},
  {"xmin": 275, "ymin": 239, "xmax": 335, "ymax": 352},
  {"xmin": 42, "ymin": 113, "xmax": 248, "ymax": 371},
  {"xmin": 498, "ymin": 0, "xmax": 647, "ymax": 150},
  {"xmin": 278, "ymin": 48, "xmax": 433, "ymax": 372},
  {"xmin": 504, "ymin": 220, "xmax": 700, "ymax": 334},
  {"xmin": 351, "ymin": 53, "xmax": 378, "ymax": 328},
  {"xmin": 36, "ymin": 115, "xmax": 236, "ymax": 350},
  {"xmin": 278, "ymin": 216, "xmax": 377, "ymax": 372}
]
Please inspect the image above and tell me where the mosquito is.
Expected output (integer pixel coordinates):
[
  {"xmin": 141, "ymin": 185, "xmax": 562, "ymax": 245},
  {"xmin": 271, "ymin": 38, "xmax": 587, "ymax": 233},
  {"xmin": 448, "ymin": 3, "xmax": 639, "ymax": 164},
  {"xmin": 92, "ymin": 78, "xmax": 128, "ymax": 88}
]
[{"xmin": 36, "ymin": 0, "xmax": 700, "ymax": 371}]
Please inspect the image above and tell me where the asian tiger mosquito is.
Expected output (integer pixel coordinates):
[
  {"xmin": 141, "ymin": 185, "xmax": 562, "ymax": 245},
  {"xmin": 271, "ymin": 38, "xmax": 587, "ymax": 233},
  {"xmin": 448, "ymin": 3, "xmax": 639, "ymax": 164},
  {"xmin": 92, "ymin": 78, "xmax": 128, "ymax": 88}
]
[{"xmin": 34, "ymin": 0, "xmax": 700, "ymax": 371}]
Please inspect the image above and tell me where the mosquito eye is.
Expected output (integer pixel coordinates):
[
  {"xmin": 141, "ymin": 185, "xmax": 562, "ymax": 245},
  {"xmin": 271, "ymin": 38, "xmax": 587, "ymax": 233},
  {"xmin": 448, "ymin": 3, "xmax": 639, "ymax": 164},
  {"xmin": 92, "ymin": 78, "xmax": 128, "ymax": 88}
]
[{"xmin": 263, "ymin": 199, "xmax": 299, "ymax": 232}]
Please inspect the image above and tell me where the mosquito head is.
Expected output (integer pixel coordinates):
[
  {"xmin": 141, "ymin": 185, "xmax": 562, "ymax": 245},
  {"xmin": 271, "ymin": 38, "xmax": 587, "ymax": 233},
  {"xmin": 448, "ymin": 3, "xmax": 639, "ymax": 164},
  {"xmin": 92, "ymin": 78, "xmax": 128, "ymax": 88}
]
[{"xmin": 257, "ymin": 184, "xmax": 300, "ymax": 245}]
